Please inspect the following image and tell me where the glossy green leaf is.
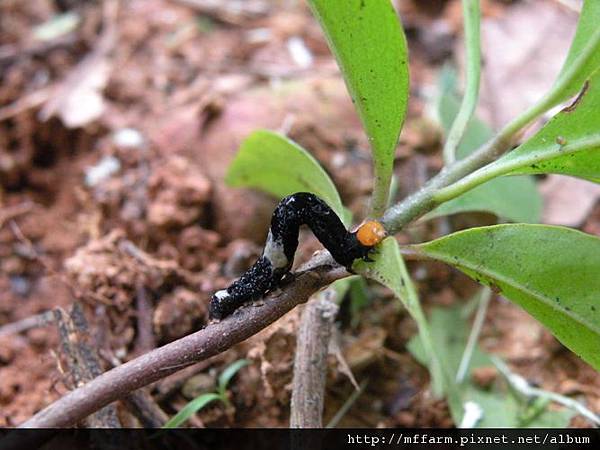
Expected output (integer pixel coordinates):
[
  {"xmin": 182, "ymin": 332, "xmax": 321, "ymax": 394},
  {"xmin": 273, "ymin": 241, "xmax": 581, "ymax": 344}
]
[
  {"xmin": 554, "ymin": 0, "xmax": 600, "ymax": 102},
  {"xmin": 217, "ymin": 359, "xmax": 250, "ymax": 395},
  {"xmin": 226, "ymin": 130, "xmax": 349, "ymax": 222},
  {"xmin": 163, "ymin": 393, "xmax": 222, "ymax": 428},
  {"xmin": 494, "ymin": 70, "xmax": 600, "ymax": 183},
  {"xmin": 353, "ymin": 237, "xmax": 445, "ymax": 396},
  {"xmin": 427, "ymin": 76, "xmax": 542, "ymax": 222},
  {"xmin": 415, "ymin": 224, "xmax": 600, "ymax": 370},
  {"xmin": 307, "ymin": 0, "xmax": 409, "ymax": 215}
]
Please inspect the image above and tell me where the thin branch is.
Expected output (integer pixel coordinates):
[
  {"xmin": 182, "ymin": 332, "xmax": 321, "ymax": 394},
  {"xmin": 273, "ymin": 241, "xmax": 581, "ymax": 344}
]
[
  {"xmin": 395, "ymin": 251, "xmax": 445, "ymax": 397},
  {"xmin": 0, "ymin": 202, "xmax": 34, "ymax": 230},
  {"xmin": 169, "ymin": 0, "xmax": 269, "ymax": 24},
  {"xmin": 133, "ymin": 283, "xmax": 156, "ymax": 355},
  {"xmin": 55, "ymin": 305, "xmax": 121, "ymax": 428},
  {"xmin": 383, "ymin": 22, "xmax": 600, "ymax": 232},
  {"xmin": 326, "ymin": 379, "xmax": 368, "ymax": 428},
  {"xmin": 442, "ymin": 0, "xmax": 481, "ymax": 165},
  {"xmin": 456, "ymin": 287, "xmax": 492, "ymax": 383},
  {"xmin": 492, "ymin": 356, "xmax": 600, "ymax": 426},
  {"xmin": 290, "ymin": 297, "xmax": 339, "ymax": 428},
  {"xmin": 381, "ymin": 131, "xmax": 513, "ymax": 232},
  {"xmin": 123, "ymin": 390, "xmax": 169, "ymax": 428},
  {"xmin": 0, "ymin": 310, "xmax": 56, "ymax": 338},
  {"xmin": 20, "ymin": 255, "xmax": 345, "ymax": 428},
  {"xmin": 434, "ymin": 134, "xmax": 600, "ymax": 204}
]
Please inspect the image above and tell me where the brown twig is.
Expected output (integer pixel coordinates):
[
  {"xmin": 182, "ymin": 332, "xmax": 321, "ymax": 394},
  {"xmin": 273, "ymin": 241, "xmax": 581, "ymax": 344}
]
[
  {"xmin": 290, "ymin": 297, "xmax": 339, "ymax": 428},
  {"xmin": 170, "ymin": 0, "xmax": 270, "ymax": 25},
  {"xmin": 0, "ymin": 202, "xmax": 34, "ymax": 229},
  {"xmin": 0, "ymin": 310, "xmax": 56, "ymax": 338},
  {"xmin": 0, "ymin": 88, "xmax": 53, "ymax": 122},
  {"xmin": 0, "ymin": 34, "xmax": 78, "ymax": 65},
  {"xmin": 123, "ymin": 390, "xmax": 169, "ymax": 428},
  {"xmin": 55, "ymin": 305, "xmax": 121, "ymax": 428},
  {"xmin": 152, "ymin": 354, "xmax": 227, "ymax": 402},
  {"xmin": 118, "ymin": 239, "xmax": 200, "ymax": 286},
  {"xmin": 133, "ymin": 283, "xmax": 156, "ymax": 355},
  {"xmin": 20, "ymin": 254, "xmax": 345, "ymax": 428}
]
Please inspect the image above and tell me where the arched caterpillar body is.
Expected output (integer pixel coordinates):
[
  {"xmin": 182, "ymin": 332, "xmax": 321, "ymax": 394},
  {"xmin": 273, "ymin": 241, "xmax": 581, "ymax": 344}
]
[{"xmin": 209, "ymin": 192, "xmax": 387, "ymax": 320}]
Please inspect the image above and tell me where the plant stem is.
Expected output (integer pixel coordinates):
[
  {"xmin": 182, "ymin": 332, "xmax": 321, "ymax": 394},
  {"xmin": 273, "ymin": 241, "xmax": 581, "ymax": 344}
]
[
  {"xmin": 381, "ymin": 131, "xmax": 512, "ymax": 232},
  {"xmin": 290, "ymin": 297, "xmax": 338, "ymax": 428},
  {"xmin": 396, "ymin": 253, "xmax": 445, "ymax": 397},
  {"xmin": 442, "ymin": 0, "xmax": 481, "ymax": 165},
  {"xmin": 456, "ymin": 287, "xmax": 491, "ymax": 383},
  {"xmin": 383, "ymin": 23, "xmax": 600, "ymax": 232},
  {"xmin": 325, "ymin": 379, "xmax": 368, "ymax": 428},
  {"xmin": 492, "ymin": 356, "xmax": 600, "ymax": 426},
  {"xmin": 370, "ymin": 170, "xmax": 393, "ymax": 218},
  {"xmin": 433, "ymin": 134, "xmax": 600, "ymax": 204}
]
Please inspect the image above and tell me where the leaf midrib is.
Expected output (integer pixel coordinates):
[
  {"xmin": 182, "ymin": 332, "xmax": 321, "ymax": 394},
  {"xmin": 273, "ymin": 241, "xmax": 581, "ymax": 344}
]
[{"xmin": 421, "ymin": 250, "xmax": 600, "ymax": 336}]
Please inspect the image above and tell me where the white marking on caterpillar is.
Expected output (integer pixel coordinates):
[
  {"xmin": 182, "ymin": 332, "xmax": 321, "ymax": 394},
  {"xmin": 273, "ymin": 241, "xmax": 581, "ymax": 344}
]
[
  {"xmin": 213, "ymin": 290, "xmax": 230, "ymax": 301},
  {"xmin": 263, "ymin": 231, "xmax": 289, "ymax": 269}
]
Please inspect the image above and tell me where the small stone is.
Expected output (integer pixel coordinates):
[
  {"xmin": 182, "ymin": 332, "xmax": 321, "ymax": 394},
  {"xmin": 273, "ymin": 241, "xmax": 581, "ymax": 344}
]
[
  {"xmin": 113, "ymin": 128, "xmax": 145, "ymax": 149},
  {"xmin": 84, "ymin": 155, "xmax": 121, "ymax": 187}
]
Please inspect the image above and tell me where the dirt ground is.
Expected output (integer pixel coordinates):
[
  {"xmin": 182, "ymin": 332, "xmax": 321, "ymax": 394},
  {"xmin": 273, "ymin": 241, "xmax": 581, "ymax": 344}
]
[{"xmin": 1, "ymin": 0, "xmax": 599, "ymax": 428}]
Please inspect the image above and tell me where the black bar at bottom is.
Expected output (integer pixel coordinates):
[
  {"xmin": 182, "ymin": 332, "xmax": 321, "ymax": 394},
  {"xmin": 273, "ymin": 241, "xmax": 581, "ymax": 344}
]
[{"xmin": 1, "ymin": 428, "xmax": 598, "ymax": 450}]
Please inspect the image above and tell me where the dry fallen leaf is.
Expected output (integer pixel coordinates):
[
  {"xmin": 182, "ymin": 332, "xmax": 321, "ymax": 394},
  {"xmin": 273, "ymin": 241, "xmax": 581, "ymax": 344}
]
[
  {"xmin": 40, "ymin": 58, "xmax": 111, "ymax": 128},
  {"xmin": 477, "ymin": 0, "xmax": 578, "ymax": 128},
  {"xmin": 39, "ymin": 1, "xmax": 117, "ymax": 128}
]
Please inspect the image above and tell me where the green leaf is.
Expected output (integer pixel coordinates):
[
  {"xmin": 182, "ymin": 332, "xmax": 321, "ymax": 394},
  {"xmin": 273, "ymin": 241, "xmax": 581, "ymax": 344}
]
[
  {"xmin": 348, "ymin": 276, "xmax": 370, "ymax": 328},
  {"xmin": 307, "ymin": 0, "xmax": 409, "ymax": 215},
  {"xmin": 428, "ymin": 76, "xmax": 542, "ymax": 223},
  {"xmin": 353, "ymin": 237, "xmax": 445, "ymax": 396},
  {"xmin": 217, "ymin": 359, "xmax": 250, "ymax": 395},
  {"xmin": 554, "ymin": 0, "xmax": 600, "ymax": 102},
  {"xmin": 226, "ymin": 130, "xmax": 349, "ymax": 222},
  {"xmin": 495, "ymin": 70, "xmax": 600, "ymax": 183},
  {"xmin": 464, "ymin": 387, "xmax": 573, "ymax": 428},
  {"xmin": 407, "ymin": 306, "xmax": 490, "ymax": 377},
  {"xmin": 526, "ymin": 408, "xmax": 574, "ymax": 428},
  {"xmin": 407, "ymin": 305, "xmax": 489, "ymax": 425},
  {"xmin": 163, "ymin": 393, "xmax": 222, "ymax": 428},
  {"xmin": 408, "ymin": 306, "xmax": 573, "ymax": 428},
  {"xmin": 415, "ymin": 224, "xmax": 600, "ymax": 370},
  {"xmin": 325, "ymin": 276, "xmax": 357, "ymax": 301}
]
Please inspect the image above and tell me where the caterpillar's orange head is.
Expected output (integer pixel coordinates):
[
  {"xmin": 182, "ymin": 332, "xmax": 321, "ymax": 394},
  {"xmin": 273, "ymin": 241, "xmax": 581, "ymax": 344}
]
[{"xmin": 356, "ymin": 220, "xmax": 387, "ymax": 247}]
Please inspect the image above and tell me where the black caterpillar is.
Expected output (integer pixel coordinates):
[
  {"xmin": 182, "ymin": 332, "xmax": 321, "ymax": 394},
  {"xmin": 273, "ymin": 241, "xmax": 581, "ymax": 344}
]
[{"xmin": 209, "ymin": 192, "xmax": 387, "ymax": 320}]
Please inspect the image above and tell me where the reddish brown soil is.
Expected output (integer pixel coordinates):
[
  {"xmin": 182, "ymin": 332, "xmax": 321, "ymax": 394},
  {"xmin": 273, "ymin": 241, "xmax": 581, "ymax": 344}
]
[{"xmin": 1, "ymin": 0, "xmax": 598, "ymax": 428}]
